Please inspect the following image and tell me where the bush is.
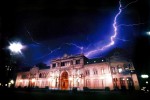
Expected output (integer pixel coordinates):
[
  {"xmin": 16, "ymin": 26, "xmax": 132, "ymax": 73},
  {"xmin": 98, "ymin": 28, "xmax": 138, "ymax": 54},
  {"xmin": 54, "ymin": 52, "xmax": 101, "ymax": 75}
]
[
  {"xmin": 45, "ymin": 86, "xmax": 49, "ymax": 89},
  {"xmin": 35, "ymin": 86, "xmax": 39, "ymax": 89},
  {"xmin": 17, "ymin": 86, "xmax": 22, "ymax": 89},
  {"xmin": 24, "ymin": 86, "xmax": 28, "ymax": 88},
  {"xmin": 114, "ymin": 86, "xmax": 119, "ymax": 91},
  {"xmin": 105, "ymin": 87, "xmax": 110, "ymax": 91},
  {"xmin": 72, "ymin": 87, "xmax": 77, "ymax": 92},
  {"xmin": 83, "ymin": 87, "xmax": 89, "ymax": 91}
]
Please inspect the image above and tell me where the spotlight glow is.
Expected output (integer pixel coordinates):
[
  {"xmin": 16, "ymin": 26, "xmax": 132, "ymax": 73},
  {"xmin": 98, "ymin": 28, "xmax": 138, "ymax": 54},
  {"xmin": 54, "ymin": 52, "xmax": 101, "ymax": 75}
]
[
  {"xmin": 146, "ymin": 32, "xmax": 150, "ymax": 35},
  {"xmin": 8, "ymin": 42, "xmax": 23, "ymax": 54},
  {"xmin": 141, "ymin": 74, "xmax": 149, "ymax": 79}
]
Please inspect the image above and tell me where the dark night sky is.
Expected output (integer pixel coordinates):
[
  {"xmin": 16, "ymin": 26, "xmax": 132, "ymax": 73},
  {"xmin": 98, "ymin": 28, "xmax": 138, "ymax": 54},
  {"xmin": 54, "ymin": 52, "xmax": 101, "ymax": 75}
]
[{"xmin": 1, "ymin": 0, "xmax": 150, "ymax": 74}]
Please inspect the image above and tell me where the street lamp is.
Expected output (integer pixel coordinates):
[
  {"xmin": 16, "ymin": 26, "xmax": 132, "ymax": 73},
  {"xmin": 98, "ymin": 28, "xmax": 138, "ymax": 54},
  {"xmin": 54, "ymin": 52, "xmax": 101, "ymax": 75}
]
[
  {"xmin": 8, "ymin": 41, "xmax": 24, "ymax": 54},
  {"xmin": 10, "ymin": 80, "xmax": 14, "ymax": 84},
  {"xmin": 146, "ymin": 31, "xmax": 150, "ymax": 36},
  {"xmin": 7, "ymin": 41, "xmax": 24, "ymax": 87},
  {"xmin": 141, "ymin": 74, "xmax": 149, "ymax": 79}
]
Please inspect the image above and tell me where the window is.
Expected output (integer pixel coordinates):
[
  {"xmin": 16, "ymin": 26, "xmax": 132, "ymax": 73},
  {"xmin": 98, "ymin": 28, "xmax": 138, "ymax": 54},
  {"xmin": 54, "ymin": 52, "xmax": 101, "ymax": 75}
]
[
  {"xmin": 101, "ymin": 68, "xmax": 104, "ymax": 74},
  {"xmin": 52, "ymin": 63, "xmax": 56, "ymax": 68},
  {"xmin": 113, "ymin": 78, "xmax": 118, "ymax": 88},
  {"xmin": 128, "ymin": 63, "xmax": 134, "ymax": 70},
  {"xmin": 76, "ymin": 60, "xmax": 80, "ymax": 64},
  {"xmin": 94, "ymin": 79, "xmax": 99, "ymax": 88},
  {"xmin": 93, "ymin": 69, "xmax": 98, "ymax": 75},
  {"xmin": 22, "ymin": 75, "xmax": 27, "ymax": 79},
  {"xmin": 61, "ymin": 62, "xmax": 65, "ymax": 66},
  {"xmin": 85, "ymin": 70, "xmax": 90, "ymax": 76},
  {"xmin": 65, "ymin": 61, "xmax": 70, "ymax": 66},
  {"xmin": 117, "ymin": 65, "xmax": 123, "ymax": 73},
  {"xmin": 86, "ymin": 79, "xmax": 90, "ymax": 87},
  {"xmin": 39, "ymin": 73, "xmax": 42, "ymax": 78},
  {"xmin": 30, "ymin": 74, "xmax": 34, "ymax": 78},
  {"xmin": 39, "ymin": 73, "xmax": 47, "ymax": 78},
  {"xmin": 118, "ymin": 67, "xmax": 123, "ymax": 73},
  {"xmin": 120, "ymin": 78, "xmax": 125, "ymax": 86},
  {"xmin": 57, "ymin": 63, "xmax": 60, "ymax": 67},
  {"xmin": 71, "ymin": 60, "xmax": 73, "ymax": 65},
  {"xmin": 111, "ymin": 67, "xmax": 116, "ymax": 74}
]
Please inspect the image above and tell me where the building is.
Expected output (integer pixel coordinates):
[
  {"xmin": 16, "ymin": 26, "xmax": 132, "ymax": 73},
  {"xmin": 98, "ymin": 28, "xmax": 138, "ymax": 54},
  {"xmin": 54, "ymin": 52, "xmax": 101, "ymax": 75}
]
[{"xmin": 15, "ymin": 51, "xmax": 140, "ymax": 91}]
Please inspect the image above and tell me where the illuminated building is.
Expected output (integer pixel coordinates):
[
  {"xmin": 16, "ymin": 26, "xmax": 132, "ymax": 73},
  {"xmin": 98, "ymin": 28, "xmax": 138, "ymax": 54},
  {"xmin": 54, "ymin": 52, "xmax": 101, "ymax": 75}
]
[{"xmin": 15, "ymin": 51, "xmax": 140, "ymax": 90}]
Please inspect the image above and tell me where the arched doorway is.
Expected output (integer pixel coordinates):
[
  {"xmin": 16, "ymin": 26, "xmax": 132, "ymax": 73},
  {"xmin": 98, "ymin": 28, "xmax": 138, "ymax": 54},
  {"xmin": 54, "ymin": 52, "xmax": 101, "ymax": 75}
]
[{"xmin": 60, "ymin": 71, "xmax": 69, "ymax": 90}]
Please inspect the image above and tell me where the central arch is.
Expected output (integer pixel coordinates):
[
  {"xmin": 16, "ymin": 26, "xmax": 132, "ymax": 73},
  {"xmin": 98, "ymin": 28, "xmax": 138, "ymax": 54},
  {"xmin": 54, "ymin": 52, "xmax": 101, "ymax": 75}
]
[{"xmin": 60, "ymin": 71, "xmax": 69, "ymax": 90}]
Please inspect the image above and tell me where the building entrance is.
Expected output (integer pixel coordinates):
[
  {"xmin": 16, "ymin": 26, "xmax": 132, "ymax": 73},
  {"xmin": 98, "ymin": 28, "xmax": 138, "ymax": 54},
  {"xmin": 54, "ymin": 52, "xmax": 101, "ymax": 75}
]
[{"xmin": 60, "ymin": 71, "xmax": 68, "ymax": 90}]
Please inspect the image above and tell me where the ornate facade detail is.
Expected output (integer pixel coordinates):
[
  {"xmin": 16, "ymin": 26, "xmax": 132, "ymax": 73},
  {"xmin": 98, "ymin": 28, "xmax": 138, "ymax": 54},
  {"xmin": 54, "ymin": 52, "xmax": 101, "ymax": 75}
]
[{"xmin": 15, "ymin": 54, "xmax": 140, "ymax": 90}]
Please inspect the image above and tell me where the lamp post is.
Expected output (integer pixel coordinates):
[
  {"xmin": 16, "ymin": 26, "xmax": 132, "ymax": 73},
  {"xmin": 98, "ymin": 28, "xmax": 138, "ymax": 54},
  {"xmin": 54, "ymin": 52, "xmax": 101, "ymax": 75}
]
[
  {"xmin": 141, "ymin": 74, "xmax": 149, "ymax": 91},
  {"xmin": 8, "ymin": 42, "xmax": 23, "ymax": 54},
  {"xmin": 7, "ymin": 41, "xmax": 24, "ymax": 87}
]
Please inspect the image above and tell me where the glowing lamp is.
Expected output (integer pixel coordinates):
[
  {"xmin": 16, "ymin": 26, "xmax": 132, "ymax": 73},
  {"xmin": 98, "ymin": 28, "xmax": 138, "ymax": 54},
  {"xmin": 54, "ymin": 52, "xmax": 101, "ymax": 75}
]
[
  {"xmin": 10, "ymin": 80, "xmax": 14, "ymax": 84},
  {"xmin": 19, "ymin": 80, "xmax": 23, "ymax": 82},
  {"xmin": 118, "ymin": 68, "xmax": 122, "ymax": 73},
  {"xmin": 69, "ymin": 77, "xmax": 72, "ymax": 81},
  {"xmin": 48, "ymin": 78, "xmax": 52, "ymax": 81},
  {"xmin": 32, "ymin": 79, "xmax": 35, "ymax": 82},
  {"xmin": 141, "ymin": 74, "xmax": 149, "ymax": 79},
  {"xmin": 146, "ymin": 32, "xmax": 150, "ymax": 35},
  {"xmin": 8, "ymin": 42, "xmax": 23, "ymax": 54}
]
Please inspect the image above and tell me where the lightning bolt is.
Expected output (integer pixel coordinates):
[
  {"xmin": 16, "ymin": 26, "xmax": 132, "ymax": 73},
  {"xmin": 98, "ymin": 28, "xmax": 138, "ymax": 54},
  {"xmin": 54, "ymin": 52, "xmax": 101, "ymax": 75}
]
[
  {"xmin": 122, "ymin": 0, "xmax": 138, "ymax": 9},
  {"xmin": 24, "ymin": 0, "xmax": 142, "ymax": 66},
  {"xmin": 117, "ymin": 23, "xmax": 144, "ymax": 27},
  {"xmin": 116, "ymin": 37, "xmax": 130, "ymax": 42},
  {"xmin": 35, "ymin": 43, "xmax": 84, "ymax": 60},
  {"xmin": 85, "ymin": 0, "xmax": 122, "ymax": 57},
  {"xmin": 65, "ymin": 43, "xmax": 84, "ymax": 53},
  {"xmin": 85, "ymin": 0, "xmax": 141, "ymax": 57},
  {"xmin": 25, "ymin": 27, "xmax": 41, "ymax": 45}
]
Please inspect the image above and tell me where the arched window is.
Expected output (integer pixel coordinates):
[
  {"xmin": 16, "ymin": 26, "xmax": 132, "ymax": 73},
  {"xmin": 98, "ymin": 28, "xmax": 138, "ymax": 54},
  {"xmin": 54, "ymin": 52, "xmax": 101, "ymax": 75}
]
[
  {"xmin": 111, "ymin": 67, "xmax": 116, "ymax": 74},
  {"xmin": 39, "ymin": 73, "xmax": 42, "ymax": 78},
  {"xmin": 85, "ymin": 70, "xmax": 90, "ymax": 76},
  {"xmin": 93, "ymin": 69, "xmax": 98, "ymax": 75}
]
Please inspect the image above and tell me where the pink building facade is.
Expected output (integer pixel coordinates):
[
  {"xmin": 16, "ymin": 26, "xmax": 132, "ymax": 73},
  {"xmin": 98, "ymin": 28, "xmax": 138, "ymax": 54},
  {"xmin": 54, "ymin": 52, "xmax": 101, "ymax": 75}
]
[{"xmin": 15, "ymin": 54, "xmax": 140, "ymax": 90}]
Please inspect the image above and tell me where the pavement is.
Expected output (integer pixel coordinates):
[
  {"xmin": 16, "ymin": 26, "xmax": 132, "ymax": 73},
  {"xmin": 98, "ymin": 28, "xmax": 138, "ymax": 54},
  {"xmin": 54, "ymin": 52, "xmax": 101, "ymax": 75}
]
[{"xmin": 0, "ymin": 88, "xmax": 149, "ymax": 100}]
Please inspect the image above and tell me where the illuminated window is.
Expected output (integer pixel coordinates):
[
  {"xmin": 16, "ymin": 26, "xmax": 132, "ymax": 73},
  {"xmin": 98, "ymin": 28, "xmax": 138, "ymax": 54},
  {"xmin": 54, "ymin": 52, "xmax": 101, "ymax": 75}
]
[
  {"xmin": 65, "ymin": 61, "xmax": 70, "ymax": 66},
  {"xmin": 86, "ymin": 79, "xmax": 90, "ymax": 87},
  {"xmin": 118, "ymin": 68, "xmax": 122, "ymax": 73},
  {"xmin": 111, "ymin": 67, "xmax": 116, "ymax": 74},
  {"xmin": 117, "ymin": 65, "xmax": 123, "ymax": 73},
  {"xmin": 126, "ymin": 77, "xmax": 133, "ymax": 87},
  {"xmin": 113, "ymin": 78, "xmax": 118, "ymax": 88},
  {"xmin": 94, "ymin": 79, "xmax": 99, "ymax": 88},
  {"xmin": 101, "ymin": 68, "xmax": 104, "ymax": 74},
  {"xmin": 120, "ymin": 78, "xmax": 125, "ymax": 86}
]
